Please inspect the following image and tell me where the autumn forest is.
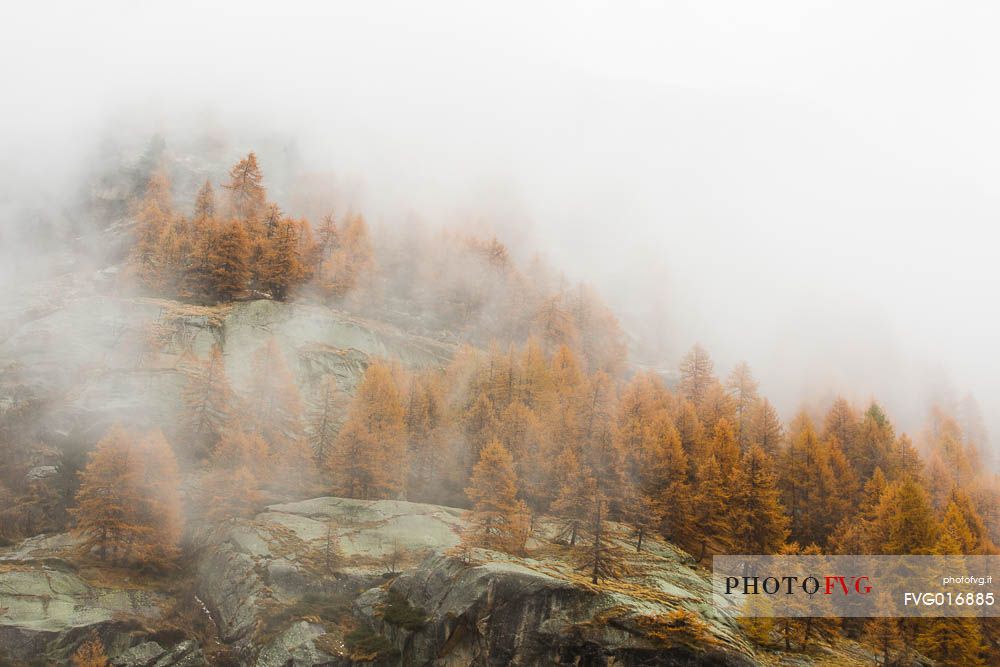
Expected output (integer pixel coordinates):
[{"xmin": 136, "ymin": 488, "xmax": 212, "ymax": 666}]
[{"xmin": 2, "ymin": 148, "xmax": 997, "ymax": 666}]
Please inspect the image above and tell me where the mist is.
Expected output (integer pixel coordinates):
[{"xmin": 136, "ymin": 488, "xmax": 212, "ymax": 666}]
[{"xmin": 3, "ymin": 0, "xmax": 999, "ymax": 452}]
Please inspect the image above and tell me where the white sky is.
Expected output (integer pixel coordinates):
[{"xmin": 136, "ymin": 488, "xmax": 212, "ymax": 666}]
[{"xmin": 2, "ymin": 1, "xmax": 999, "ymax": 443}]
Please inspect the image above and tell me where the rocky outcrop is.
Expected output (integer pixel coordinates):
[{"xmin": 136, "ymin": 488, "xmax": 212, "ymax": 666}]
[
  {"xmin": 0, "ymin": 534, "xmax": 206, "ymax": 665},
  {"xmin": 0, "ymin": 557, "xmax": 166, "ymax": 664},
  {"xmin": 355, "ymin": 547, "xmax": 756, "ymax": 666},
  {"xmin": 196, "ymin": 498, "xmax": 464, "ymax": 663},
  {"xmin": 0, "ymin": 270, "xmax": 455, "ymax": 448},
  {"xmin": 194, "ymin": 497, "xmax": 758, "ymax": 666}
]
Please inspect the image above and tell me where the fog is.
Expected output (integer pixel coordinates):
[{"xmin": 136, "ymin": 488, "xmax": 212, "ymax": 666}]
[{"xmin": 2, "ymin": 1, "xmax": 999, "ymax": 453}]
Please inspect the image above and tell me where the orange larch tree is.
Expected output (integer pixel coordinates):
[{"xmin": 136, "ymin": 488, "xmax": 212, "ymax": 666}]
[
  {"xmin": 327, "ymin": 361, "xmax": 407, "ymax": 499},
  {"xmin": 464, "ymin": 439, "xmax": 529, "ymax": 554}
]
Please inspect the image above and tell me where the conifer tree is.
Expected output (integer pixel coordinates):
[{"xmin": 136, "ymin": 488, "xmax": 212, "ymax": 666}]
[
  {"xmin": 308, "ymin": 375, "xmax": 341, "ymax": 463},
  {"xmin": 938, "ymin": 500, "xmax": 977, "ymax": 555},
  {"xmin": 211, "ymin": 428, "xmax": 270, "ymax": 477},
  {"xmin": 916, "ymin": 617, "xmax": 986, "ymax": 666},
  {"xmin": 825, "ymin": 436, "xmax": 861, "ymax": 513},
  {"xmin": 71, "ymin": 425, "xmax": 147, "ymax": 564},
  {"xmin": 679, "ymin": 344, "xmax": 714, "ymax": 406},
  {"xmin": 748, "ymin": 398, "xmax": 784, "ymax": 456},
  {"xmin": 863, "ymin": 608, "xmax": 902, "ymax": 667},
  {"xmin": 948, "ymin": 488, "xmax": 990, "ymax": 554},
  {"xmin": 71, "ymin": 425, "xmax": 182, "ymax": 568},
  {"xmin": 314, "ymin": 213, "xmax": 339, "ymax": 274},
  {"xmin": 182, "ymin": 344, "xmax": 233, "ymax": 458},
  {"xmin": 730, "ymin": 445, "xmax": 788, "ymax": 554},
  {"xmin": 857, "ymin": 402, "xmax": 896, "ymax": 480},
  {"xmin": 709, "ymin": 418, "xmax": 740, "ymax": 482},
  {"xmin": 726, "ymin": 362, "xmax": 759, "ymax": 450},
  {"xmin": 328, "ymin": 361, "xmax": 407, "ymax": 499},
  {"xmin": 464, "ymin": 440, "xmax": 529, "ymax": 554},
  {"xmin": 822, "ymin": 398, "xmax": 859, "ymax": 466},
  {"xmin": 519, "ymin": 337, "xmax": 554, "ymax": 410},
  {"xmin": 405, "ymin": 373, "xmax": 449, "ymax": 501},
  {"xmin": 691, "ymin": 455, "xmax": 731, "ymax": 560},
  {"xmin": 201, "ymin": 465, "xmax": 264, "ymax": 524},
  {"xmin": 495, "ymin": 400, "xmax": 548, "ymax": 510},
  {"xmin": 193, "ymin": 179, "xmax": 216, "ymax": 221},
  {"xmin": 321, "ymin": 213, "xmax": 374, "ymax": 298},
  {"xmin": 551, "ymin": 446, "xmax": 595, "ymax": 546},
  {"xmin": 224, "ymin": 152, "xmax": 266, "ymax": 222},
  {"xmin": 131, "ymin": 171, "xmax": 174, "ymax": 288},
  {"xmin": 698, "ymin": 382, "xmax": 736, "ymax": 430},
  {"xmin": 830, "ymin": 467, "xmax": 889, "ymax": 554},
  {"xmin": 874, "ymin": 477, "xmax": 939, "ymax": 554},
  {"xmin": 534, "ymin": 294, "xmax": 580, "ymax": 354},
  {"xmin": 780, "ymin": 415, "xmax": 839, "ymax": 545},
  {"xmin": 134, "ymin": 430, "xmax": 183, "ymax": 568},
  {"xmin": 674, "ymin": 399, "xmax": 706, "ymax": 479},
  {"xmin": 205, "ymin": 219, "xmax": 250, "ymax": 302},
  {"xmin": 259, "ymin": 217, "xmax": 306, "ymax": 300},
  {"xmin": 580, "ymin": 479, "xmax": 622, "ymax": 585},
  {"xmin": 464, "ymin": 391, "xmax": 498, "ymax": 468}
]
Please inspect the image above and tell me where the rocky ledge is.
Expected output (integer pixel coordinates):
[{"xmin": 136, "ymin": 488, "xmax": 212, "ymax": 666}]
[{"xmin": 198, "ymin": 497, "xmax": 757, "ymax": 666}]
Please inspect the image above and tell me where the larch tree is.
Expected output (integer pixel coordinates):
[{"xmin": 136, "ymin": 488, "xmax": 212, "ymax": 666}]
[
  {"xmin": 495, "ymin": 400, "xmax": 547, "ymax": 509},
  {"xmin": 134, "ymin": 430, "xmax": 183, "ymax": 569},
  {"xmin": 726, "ymin": 362, "xmax": 759, "ymax": 450},
  {"xmin": 224, "ymin": 152, "xmax": 267, "ymax": 222},
  {"xmin": 698, "ymin": 382, "xmax": 736, "ymax": 431},
  {"xmin": 314, "ymin": 212, "xmax": 339, "ymax": 275},
  {"xmin": 874, "ymin": 477, "xmax": 939, "ymax": 554},
  {"xmin": 405, "ymin": 373, "xmax": 450, "ymax": 502},
  {"xmin": 674, "ymin": 399, "xmax": 705, "ymax": 479},
  {"xmin": 464, "ymin": 440, "xmax": 529, "ymax": 554},
  {"xmin": 691, "ymin": 455, "xmax": 731, "ymax": 561},
  {"xmin": 328, "ymin": 361, "xmax": 407, "ymax": 499},
  {"xmin": 205, "ymin": 218, "xmax": 250, "ymax": 302},
  {"xmin": 321, "ymin": 213, "xmax": 374, "ymax": 298},
  {"xmin": 259, "ymin": 217, "xmax": 307, "ymax": 300},
  {"xmin": 779, "ymin": 414, "xmax": 838, "ymax": 546},
  {"xmin": 709, "ymin": 418, "xmax": 740, "ymax": 482},
  {"xmin": 829, "ymin": 466, "xmax": 889, "ymax": 555},
  {"xmin": 730, "ymin": 445, "xmax": 788, "ymax": 554},
  {"xmin": 71, "ymin": 425, "xmax": 183, "ymax": 569},
  {"xmin": 748, "ymin": 398, "xmax": 784, "ymax": 457},
  {"xmin": 71, "ymin": 425, "xmax": 147, "ymax": 564},
  {"xmin": 916, "ymin": 617, "xmax": 986, "ymax": 666},
  {"xmin": 822, "ymin": 398, "xmax": 859, "ymax": 467},
  {"xmin": 201, "ymin": 465, "xmax": 264, "ymax": 525},
  {"xmin": 193, "ymin": 179, "xmax": 216, "ymax": 221},
  {"xmin": 551, "ymin": 446, "xmax": 596, "ymax": 546},
  {"xmin": 131, "ymin": 171, "xmax": 174, "ymax": 288},
  {"xmin": 678, "ymin": 344, "xmax": 714, "ymax": 406},
  {"xmin": 308, "ymin": 375, "xmax": 342, "ymax": 463},
  {"xmin": 580, "ymin": 477, "xmax": 622, "ymax": 585},
  {"xmin": 181, "ymin": 344, "xmax": 233, "ymax": 458},
  {"xmin": 938, "ymin": 500, "xmax": 977, "ymax": 555}
]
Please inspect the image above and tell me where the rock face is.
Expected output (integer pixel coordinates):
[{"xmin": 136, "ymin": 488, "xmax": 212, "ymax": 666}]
[
  {"xmin": 196, "ymin": 498, "xmax": 758, "ymax": 667},
  {"xmin": 0, "ymin": 558, "xmax": 166, "ymax": 663},
  {"xmin": 0, "ymin": 272, "xmax": 454, "ymax": 447},
  {"xmin": 0, "ymin": 535, "xmax": 205, "ymax": 666},
  {"xmin": 1, "ymin": 501, "xmax": 763, "ymax": 666},
  {"xmin": 196, "ymin": 498, "xmax": 465, "ymax": 663},
  {"xmin": 356, "ymin": 547, "xmax": 756, "ymax": 666}
]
